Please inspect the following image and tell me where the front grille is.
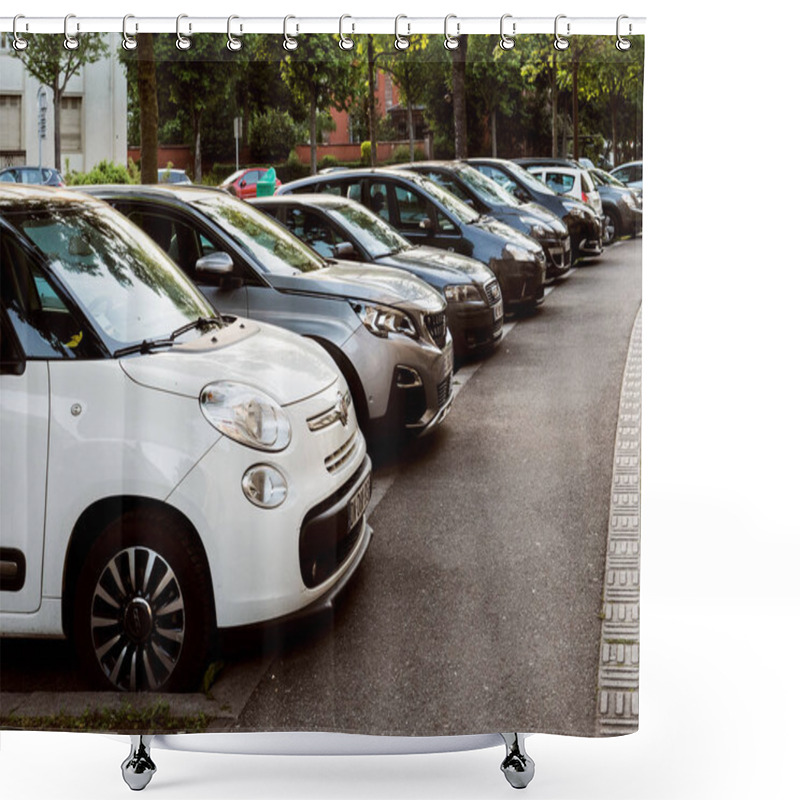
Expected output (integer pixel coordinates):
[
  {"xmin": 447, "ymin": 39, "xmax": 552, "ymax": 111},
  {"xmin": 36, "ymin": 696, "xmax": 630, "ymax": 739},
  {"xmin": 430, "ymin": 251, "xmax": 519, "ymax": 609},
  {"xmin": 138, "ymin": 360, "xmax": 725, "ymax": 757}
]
[
  {"xmin": 492, "ymin": 314, "xmax": 504, "ymax": 337},
  {"xmin": 437, "ymin": 375, "xmax": 452, "ymax": 409},
  {"xmin": 425, "ymin": 312, "xmax": 447, "ymax": 348},
  {"xmin": 324, "ymin": 431, "xmax": 358, "ymax": 474},
  {"xmin": 484, "ymin": 279, "xmax": 501, "ymax": 305}
]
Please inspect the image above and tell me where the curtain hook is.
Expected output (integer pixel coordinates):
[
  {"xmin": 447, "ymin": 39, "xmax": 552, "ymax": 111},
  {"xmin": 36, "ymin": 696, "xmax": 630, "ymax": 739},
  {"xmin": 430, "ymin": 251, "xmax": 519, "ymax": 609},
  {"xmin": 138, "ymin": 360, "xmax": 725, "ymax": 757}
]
[
  {"xmin": 64, "ymin": 14, "xmax": 79, "ymax": 51},
  {"xmin": 554, "ymin": 14, "xmax": 570, "ymax": 51},
  {"xmin": 283, "ymin": 16, "xmax": 298, "ymax": 51},
  {"xmin": 395, "ymin": 15, "xmax": 410, "ymax": 50},
  {"xmin": 122, "ymin": 15, "xmax": 137, "ymax": 51},
  {"xmin": 176, "ymin": 14, "xmax": 192, "ymax": 51},
  {"xmin": 12, "ymin": 14, "xmax": 28, "ymax": 51},
  {"xmin": 227, "ymin": 15, "xmax": 242, "ymax": 51},
  {"xmin": 499, "ymin": 14, "xmax": 515, "ymax": 50},
  {"xmin": 443, "ymin": 14, "xmax": 459, "ymax": 50},
  {"xmin": 339, "ymin": 15, "xmax": 354, "ymax": 50},
  {"xmin": 616, "ymin": 15, "xmax": 632, "ymax": 51}
]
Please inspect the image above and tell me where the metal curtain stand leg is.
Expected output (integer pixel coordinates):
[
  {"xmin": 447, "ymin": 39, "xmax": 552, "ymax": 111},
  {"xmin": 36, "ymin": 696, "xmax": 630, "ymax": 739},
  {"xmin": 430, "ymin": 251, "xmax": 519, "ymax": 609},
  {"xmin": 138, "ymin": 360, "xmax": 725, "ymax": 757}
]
[
  {"xmin": 121, "ymin": 735, "xmax": 157, "ymax": 791},
  {"xmin": 500, "ymin": 733, "xmax": 535, "ymax": 789}
]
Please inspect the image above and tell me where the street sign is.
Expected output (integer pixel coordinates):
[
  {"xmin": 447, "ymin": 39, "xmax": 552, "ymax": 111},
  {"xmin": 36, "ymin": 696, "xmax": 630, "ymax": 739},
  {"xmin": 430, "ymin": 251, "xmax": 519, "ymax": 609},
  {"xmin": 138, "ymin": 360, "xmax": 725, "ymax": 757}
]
[{"xmin": 233, "ymin": 116, "xmax": 243, "ymax": 139}]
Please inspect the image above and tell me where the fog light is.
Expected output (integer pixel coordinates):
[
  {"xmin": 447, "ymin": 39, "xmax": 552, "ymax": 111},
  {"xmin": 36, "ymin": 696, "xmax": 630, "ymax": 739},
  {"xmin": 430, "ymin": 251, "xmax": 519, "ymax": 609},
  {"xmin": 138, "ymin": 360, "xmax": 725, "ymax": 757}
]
[
  {"xmin": 396, "ymin": 366, "xmax": 422, "ymax": 388},
  {"xmin": 242, "ymin": 465, "xmax": 288, "ymax": 509}
]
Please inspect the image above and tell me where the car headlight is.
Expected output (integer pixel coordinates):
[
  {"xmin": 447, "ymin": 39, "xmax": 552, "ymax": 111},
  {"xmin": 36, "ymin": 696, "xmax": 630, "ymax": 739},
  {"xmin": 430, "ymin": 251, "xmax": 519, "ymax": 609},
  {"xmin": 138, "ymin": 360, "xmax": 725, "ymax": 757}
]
[
  {"xmin": 444, "ymin": 284, "xmax": 482, "ymax": 303},
  {"xmin": 504, "ymin": 243, "xmax": 540, "ymax": 262},
  {"xmin": 622, "ymin": 193, "xmax": 636, "ymax": 209},
  {"xmin": 200, "ymin": 381, "xmax": 291, "ymax": 451},
  {"xmin": 564, "ymin": 203, "xmax": 590, "ymax": 221},
  {"xmin": 242, "ymin": 464, "xmax": 288, "ymax": 508},
  {"xmin": 351, "ymin": 302, "xmax": 418, "ymax": 339},
  {"xmin": 530, "ymin": 223, "xmax": 549, "ymax": 239}
]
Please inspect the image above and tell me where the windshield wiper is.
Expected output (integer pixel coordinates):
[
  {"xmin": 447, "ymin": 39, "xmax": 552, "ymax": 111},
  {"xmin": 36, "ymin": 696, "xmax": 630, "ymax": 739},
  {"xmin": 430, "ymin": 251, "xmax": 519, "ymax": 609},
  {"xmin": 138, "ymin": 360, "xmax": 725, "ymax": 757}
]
[{"xmin": 113, "ymin": 316, "xmax": 223, "ymax": 358}]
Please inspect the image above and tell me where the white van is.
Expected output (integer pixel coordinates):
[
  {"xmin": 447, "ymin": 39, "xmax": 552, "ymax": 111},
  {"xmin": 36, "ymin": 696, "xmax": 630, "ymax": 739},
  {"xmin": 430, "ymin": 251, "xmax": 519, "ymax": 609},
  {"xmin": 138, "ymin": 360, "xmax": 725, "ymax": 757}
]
[{"xmin": 0, "ymin": 187, "xmax": 372, "ymax": 691}]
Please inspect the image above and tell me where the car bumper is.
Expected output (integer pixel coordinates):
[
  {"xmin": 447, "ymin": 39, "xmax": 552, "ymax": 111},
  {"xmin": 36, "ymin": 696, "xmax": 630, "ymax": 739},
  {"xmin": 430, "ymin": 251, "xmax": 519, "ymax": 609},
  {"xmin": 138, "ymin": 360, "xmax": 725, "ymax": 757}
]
[
  {"xmin": 166, "ymin": 375, "xmax": 372, "ymax": 630},
  {"xmin": 447, "ymin": 298, "xmax": 504, "ymax": 359},
  {"xmin": 490, "ymin": 257, "xmax": 547, "ymax": 310},
  {"xmin": 540, "ymin": 235, "xmax": 572, "ymax": 280}
]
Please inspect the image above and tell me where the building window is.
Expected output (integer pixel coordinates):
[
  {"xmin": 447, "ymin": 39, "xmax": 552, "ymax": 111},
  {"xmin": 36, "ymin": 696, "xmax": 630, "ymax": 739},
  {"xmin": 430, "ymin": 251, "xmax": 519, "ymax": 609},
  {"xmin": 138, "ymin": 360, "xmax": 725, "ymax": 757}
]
[
  {"xmin": 60, "ymin": 96, "xmax": 83, "ymax": 153},
  {"xmin": 0, "ymin": 95, "xmax": 23, "ymax": 151}
]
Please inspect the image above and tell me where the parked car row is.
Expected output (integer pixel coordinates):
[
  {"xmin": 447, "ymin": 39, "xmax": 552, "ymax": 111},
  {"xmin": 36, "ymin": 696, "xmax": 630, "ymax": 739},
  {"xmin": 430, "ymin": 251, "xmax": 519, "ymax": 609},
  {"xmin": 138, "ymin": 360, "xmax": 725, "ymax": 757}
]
[{"xmin": 0, "ymin": 157, "xmax": 640, "ymax": 693}]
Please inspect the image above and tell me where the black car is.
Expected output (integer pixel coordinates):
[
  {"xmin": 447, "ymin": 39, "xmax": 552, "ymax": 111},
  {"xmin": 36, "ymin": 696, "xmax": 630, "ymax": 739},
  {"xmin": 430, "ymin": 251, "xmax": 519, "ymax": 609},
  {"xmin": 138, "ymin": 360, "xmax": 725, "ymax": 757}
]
[
  {"xmin": 396, "ymin": 161, "xmax": 571, "ymax": 280},
  {"xmin": 467, "ymin": 158, "xmax": 604, "ymax": 262},
  {"xmin": 251, "ymin": 193, "xmax": 505, "ymax": 361},
  {"xmin": 0, "ymin": 165, "xmax": 65, "ymax": 186},
  {"xmin": 588, "ymin": 168, "xmax": 642, "ymax": 243},
  {"xmin": 278, "ymin": 168, "xmax": 547, "ymax": 313}
]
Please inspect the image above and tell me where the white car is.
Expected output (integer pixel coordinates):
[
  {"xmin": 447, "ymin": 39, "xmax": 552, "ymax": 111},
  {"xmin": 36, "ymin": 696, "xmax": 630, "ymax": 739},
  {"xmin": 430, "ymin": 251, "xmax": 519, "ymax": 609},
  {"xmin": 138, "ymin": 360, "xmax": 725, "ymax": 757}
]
[
  {"xmin": 609, "ymin": 160, "xmax": 643, "ymax": 193},
  {"xmin": 525, "ymin": 165, "xmax": 604, "ymax": 218},
  {"xmin": 0, "ymin": 186, "xmax": 373, "ymax": 692}
]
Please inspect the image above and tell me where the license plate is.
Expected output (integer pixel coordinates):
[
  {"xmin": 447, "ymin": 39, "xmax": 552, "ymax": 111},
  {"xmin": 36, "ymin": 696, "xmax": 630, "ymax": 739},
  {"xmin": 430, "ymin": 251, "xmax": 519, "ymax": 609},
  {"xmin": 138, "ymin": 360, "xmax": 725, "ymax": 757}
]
[
  {"xmin": 492, "ymin": 301, "xmax": 503, "ymax": 322},
  {"xmin": 347, "ymin": 472, "xmax": 372, "ymax": 530}
]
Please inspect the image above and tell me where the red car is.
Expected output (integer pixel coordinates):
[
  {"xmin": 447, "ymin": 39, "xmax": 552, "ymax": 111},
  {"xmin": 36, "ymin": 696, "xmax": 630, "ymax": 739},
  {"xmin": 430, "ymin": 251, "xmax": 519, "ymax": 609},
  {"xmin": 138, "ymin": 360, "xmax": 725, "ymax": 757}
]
[{"xmin": 219, "ymin": 167, "xmax": 281, "ymax": 199}]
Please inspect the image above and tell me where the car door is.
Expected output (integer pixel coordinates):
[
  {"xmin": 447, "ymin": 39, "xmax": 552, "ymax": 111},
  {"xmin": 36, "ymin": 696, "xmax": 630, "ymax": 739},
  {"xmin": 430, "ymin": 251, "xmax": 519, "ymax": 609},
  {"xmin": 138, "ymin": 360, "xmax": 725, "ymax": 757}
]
[
  {"xmin": 0, "ymin": 232, "xmax": 63, "ymax": 612},
  {"xmin": 283, "ymin": 206, "xmax": 355, "ymax": 260},
  {"xmin": 111, "ymin": 201, "xmax": 252, "ymax": 318}
]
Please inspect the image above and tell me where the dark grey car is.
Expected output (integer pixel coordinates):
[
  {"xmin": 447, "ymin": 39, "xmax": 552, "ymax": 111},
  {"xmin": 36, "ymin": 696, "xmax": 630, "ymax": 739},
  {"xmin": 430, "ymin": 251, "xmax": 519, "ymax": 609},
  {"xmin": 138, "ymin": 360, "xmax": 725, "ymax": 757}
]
[
  {"xmin": 251, "ymin": 193, "xmax": 504, "ymax": 362},
  {"xmin": 588, "ymin": 168, "xmax": 642, "ymax": 243},
  {"xmin": 278, "ymin": 168, "xmax": 547, "ymax": 313},
  {"xmin": 81, "ymin": 185, "xmax": 455, "ymax": 438}
]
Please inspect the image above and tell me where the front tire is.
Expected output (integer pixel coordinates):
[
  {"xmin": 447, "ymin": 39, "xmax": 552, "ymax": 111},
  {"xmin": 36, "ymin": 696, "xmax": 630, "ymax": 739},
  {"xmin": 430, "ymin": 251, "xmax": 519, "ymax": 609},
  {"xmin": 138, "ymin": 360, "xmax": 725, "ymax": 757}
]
[
  {"xmin": 603, "ymin": 207, "xmax": 621, "ymax": 245},
  {"xmin": 73, "ymin": 508, "xmax": 213, "ymax": 692}
]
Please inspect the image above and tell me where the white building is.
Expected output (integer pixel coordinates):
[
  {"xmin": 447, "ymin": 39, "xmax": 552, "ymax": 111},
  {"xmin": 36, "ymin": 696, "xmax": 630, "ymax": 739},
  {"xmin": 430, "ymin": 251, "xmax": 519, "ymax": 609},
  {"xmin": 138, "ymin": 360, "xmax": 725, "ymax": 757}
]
[{"xmin": 0, "ymin": 32, "xmax": 127, "ymax": 173}]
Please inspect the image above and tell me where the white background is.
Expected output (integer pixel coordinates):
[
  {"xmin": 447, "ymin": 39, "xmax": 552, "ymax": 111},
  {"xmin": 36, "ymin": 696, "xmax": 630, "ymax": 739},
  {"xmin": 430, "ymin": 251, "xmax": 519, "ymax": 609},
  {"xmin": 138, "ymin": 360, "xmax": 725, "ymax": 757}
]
[{"xmin": 2, "ymin": 1, "xmax": 799, "ymax": 798}]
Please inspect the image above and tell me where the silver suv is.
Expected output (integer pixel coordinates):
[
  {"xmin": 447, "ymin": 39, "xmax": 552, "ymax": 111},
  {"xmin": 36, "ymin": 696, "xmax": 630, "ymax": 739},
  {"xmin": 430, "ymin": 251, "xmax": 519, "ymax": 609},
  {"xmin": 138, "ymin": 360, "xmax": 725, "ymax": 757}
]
[{"xmin": 82, "ymin": 186, "xmax": 454, "ymax": 438}]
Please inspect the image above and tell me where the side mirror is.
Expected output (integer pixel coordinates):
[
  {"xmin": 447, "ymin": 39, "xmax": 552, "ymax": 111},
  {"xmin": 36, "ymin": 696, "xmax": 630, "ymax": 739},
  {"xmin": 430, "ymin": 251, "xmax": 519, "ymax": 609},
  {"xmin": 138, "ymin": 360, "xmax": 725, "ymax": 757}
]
[
  {"xmin": 333, "ymin": 241, "xmax": 357, "ymax": 259},
  {"xmin": 239, "ymin": 179, "xmax": 246, "ymax": 187},
  {"xmin": 419, "ymin": 218, "xmax": 433, "ymax": 231},
  {"xmin": 195, "ymin": 251, "xmax": 234, "ymax": 275}
]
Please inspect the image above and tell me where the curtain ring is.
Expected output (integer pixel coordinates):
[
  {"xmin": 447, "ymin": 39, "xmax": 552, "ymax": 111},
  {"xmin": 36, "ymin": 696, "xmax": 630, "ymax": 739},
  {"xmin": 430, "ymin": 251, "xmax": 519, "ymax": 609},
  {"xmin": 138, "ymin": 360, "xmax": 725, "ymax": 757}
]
[
  {"xmin": 122, "ymin": 15, "xmax": 138, "ymax": 51},
  {"xmin": 64, "ymin": 14, "xmax": 79, "ymax": 51},
  {"xmin": 176, "ymin": 14, "xmax": 192, "ymax": 51},
  {"xmin": 616, "ymin": 15, "xmax": 632, "ymax": 51},
  {"xmin": 227, "ymin": 15, "xmax": 242, "ymax": 51},
  {"xmin": 394, "ymin": 15, "xmax": 410, "ymax": 50},
  {"xmin": 283, "ymin": 16, "xmax": 298, "ymax": 51},
  {"xmin": 554, "ymin": 14, "xmax": 570, "ymax": 51},
  {"xmin": 499, "ymin": 14, "xmax": 515, "ymax": 50},
  {"xmin": 443, "ymin": 14, "xmax": 459, "ymax": 50},
  {"xmin": 12, "ymin": 14, "xmax": 28, "ymax": 51},
  {"xmin": 338, "ymin": 15, "xmax": 354, "ymax": 50}
]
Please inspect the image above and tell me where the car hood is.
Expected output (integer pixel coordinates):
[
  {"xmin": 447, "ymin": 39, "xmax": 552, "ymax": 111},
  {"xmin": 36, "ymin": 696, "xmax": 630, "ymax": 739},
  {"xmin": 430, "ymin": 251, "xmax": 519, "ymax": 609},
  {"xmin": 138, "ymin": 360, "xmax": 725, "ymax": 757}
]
[
  {"xmin": 269, "ymin": 261, "xmax": 445, "ymax": 313},
  {"xmin": 375, "ymin": 246, "xmax": 494, "ymax": 285},
  {"xmin": 120, "ymin": 318, "xmax": 338, "ymax": 405},
  {"xmin": 520, "ymin": 202, "xmax": 563, "ymax": 227},
  {"xmin": 471, "ymin": 215, "xmax": 545, "ymax": 253}
]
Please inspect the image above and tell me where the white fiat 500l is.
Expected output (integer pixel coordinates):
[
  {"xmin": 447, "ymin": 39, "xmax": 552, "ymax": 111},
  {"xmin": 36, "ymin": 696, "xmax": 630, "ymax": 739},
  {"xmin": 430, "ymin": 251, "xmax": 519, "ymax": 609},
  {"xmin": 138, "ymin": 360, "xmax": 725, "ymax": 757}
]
[{"xmin": 0, "ymin": 187, "xmax": 372, "ymax": 692}]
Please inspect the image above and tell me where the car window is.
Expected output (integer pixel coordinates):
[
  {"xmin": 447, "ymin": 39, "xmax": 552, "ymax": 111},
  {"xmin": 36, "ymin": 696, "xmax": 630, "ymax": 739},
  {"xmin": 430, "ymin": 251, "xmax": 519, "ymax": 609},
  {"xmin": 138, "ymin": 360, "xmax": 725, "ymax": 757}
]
[
  {"xmin": 18, "ymin": 169, "xmax": 42, "ymax": 185},
  {"xmin": 545, "ymin": 172, "xmax": 575, "ymax": 194},
  {"xmin": 0, "ymin": 232, "xmax": 86, "ymax": 358},
  {"xmin": 455, "ymin": 165, "xmax": 522, "ymax": 207},
  {"xmin": 581, "ymin": 173, "xmax": 595, "ymax": 193},
  {"xmin": 317, "ymin": 180, "xmax": 361, "ymax": 201},
  {"xmin": 423, "ymin": 171, "xmax": 470, "ymax": 203},
  {"xmin": 285, "ymin": 207, "xmax": 343, "ymax": 258},
  {"xmin": 242, "ymin": 170, "xmax": 259, "ymax": 186},
  {"xmin": 613, "ymin": 167, "xmax": 630, "ymax": 183},
  {"xmin": 367, "ymin": 182, "xmax": 391, "ymax": 223},
  {"xmin": 0, "ymin": 171, "xmax": 16, "ymax": 183},
  {"xmin": 475, "ymin": 164, "xmax": 517, "ymax": 194},
  {"xmin": 630, "ymin": 164, "xmax": 642, "ymax": 182}
]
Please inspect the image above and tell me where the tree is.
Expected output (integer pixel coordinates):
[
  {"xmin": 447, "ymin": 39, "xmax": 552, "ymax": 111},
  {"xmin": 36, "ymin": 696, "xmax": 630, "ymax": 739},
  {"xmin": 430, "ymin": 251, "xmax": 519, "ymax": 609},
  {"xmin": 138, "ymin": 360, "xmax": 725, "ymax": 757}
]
[
  {"xmin": 12, "ymin": 33, "xmax": 109, "ymax": 171},
  {"xmin": 451, "ymin": 36, "xmax": 469, "ymax": 158},
  {"xmin": 137, "ymin": 34, "xmax": 158, "ymax": 184},
  {"xmin": 280, "ymin": 36, "xmax": 357, "ymax": 174}
]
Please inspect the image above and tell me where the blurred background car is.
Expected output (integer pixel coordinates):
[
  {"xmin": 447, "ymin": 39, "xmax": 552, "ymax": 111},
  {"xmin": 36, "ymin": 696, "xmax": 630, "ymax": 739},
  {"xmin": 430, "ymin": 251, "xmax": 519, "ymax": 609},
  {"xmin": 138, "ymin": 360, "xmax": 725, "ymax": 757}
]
[
  {"xmin": 252, "ymin": 193, "xmax": 504, "ymax": 362},
  {"xmin": 587, "ymin": 167, "xmax": 642, "ymax": 243},
  {"xmin": 157, "ymin": 168, "xmax": 192, "ymax": 185},
  {"xmin": 397, "ymin": 161, "xmax": 571, "ymax": 281},
  {"xmin": 278, "ymin": 168, "xmax": 547, "ymax": 314},
  {"xmin": 609, "ymin": 160, "xmax": 643, "ymax": 193},
  {"xmin": 0, "ymin": 165, "xmax": 65, "ymax": 186},
  {"xmin": 220, "ymin": 167, "xmax": 282, "ymax": 199},
  {"xmin": 514, "ymin": 158, "xmax": 603, "ymax": 219}
]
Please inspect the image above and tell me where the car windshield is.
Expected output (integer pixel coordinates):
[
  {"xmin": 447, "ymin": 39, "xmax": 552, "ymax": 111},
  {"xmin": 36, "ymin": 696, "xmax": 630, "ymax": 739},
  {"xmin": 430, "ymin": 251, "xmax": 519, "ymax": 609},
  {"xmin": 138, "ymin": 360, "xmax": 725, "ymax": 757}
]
[
  {"xmin": 595, "ymin": 169, "xmax": 626, "ymax": 188},
  {"xmin": 7, "ymin": 202, "xmax": 217, "ymax": 353},
  {"xmin": 455, "ymin": 164, "xmax": 522, "ymax": 207},
  {"xmin": 326, "ymin": 201, "xmax": 413, "ymax": 259},
  {"xmin": 407, "ymin": 173, "xmax": 480, "ymax": 224},
  {"xmin": 515, "ymin": 164, "xmax": 559, "ymax": 196},
  {"xmin": 192, "ymin": 193, "xmax": 325, "ymax": 274}
]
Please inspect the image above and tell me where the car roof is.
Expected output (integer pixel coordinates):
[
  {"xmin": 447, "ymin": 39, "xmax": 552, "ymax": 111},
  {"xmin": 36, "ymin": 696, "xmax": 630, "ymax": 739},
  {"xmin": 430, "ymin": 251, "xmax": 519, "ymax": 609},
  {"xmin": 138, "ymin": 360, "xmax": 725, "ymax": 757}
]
[
  {"xmin": 79, "ymin": 183, "xmax": 228, "ymax": 203},
  {"xmin": 611, "ymin": 161, "xmax": 642, "ymax": 170},
  {"xmin": 0, "ymin": 184, "xmax": 106, "ymax": 212},
  {"xmin": 252, "ymin": 193, "xmax": 352, "ymax": 209}
]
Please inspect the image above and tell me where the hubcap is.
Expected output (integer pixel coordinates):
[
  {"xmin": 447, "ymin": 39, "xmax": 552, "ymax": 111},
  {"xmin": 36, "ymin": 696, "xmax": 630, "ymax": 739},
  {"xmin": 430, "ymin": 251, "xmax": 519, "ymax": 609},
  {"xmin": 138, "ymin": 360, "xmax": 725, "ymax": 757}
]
[
  {"xmin": 90, "ymin": 546, "xmax": 185, "ymax": 691},
  {"xmin": 604, "ymin": 215, "xmax": 615, "ymax": 243}
]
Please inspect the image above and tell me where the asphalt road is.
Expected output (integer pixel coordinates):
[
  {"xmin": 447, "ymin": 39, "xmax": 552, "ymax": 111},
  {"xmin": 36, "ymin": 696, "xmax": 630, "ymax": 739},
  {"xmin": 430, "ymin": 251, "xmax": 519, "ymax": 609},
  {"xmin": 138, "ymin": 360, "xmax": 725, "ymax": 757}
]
[
  {"xmin": 233, "ymin": 238, "xmax": 642, "ymax": 737},
  {"xmin": 0, "ymin": 239, "xmax": 641, "ymax": 738}
]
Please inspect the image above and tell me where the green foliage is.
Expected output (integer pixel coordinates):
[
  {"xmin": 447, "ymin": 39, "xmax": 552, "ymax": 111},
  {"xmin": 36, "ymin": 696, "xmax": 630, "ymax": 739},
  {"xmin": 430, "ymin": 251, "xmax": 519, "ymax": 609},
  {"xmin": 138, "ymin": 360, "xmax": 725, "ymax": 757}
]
[
  {"xmin": 65, "ymin": 159, "xmax": 138, "ymax": 186},
  {"xmin": 249, "ymin": 108, "xmax": 304, "ymax": 162},
  {"xmin": 360, "ymin": 141, "xmax": 371, "ymax": 164},
  {"xmin": 390, "ymin": 145, "xmax": 426, "ymax": 163},
  {"xmin": 319, "ymin": 155, "xmax": 339, "ymax": 169}
]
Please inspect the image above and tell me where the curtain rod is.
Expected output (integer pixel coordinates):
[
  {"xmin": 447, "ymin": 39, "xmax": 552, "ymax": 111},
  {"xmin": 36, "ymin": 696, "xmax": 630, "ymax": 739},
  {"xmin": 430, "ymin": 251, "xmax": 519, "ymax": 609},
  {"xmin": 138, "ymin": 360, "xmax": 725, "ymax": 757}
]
[{"xmin": 0, "ymin": 15, "xmax": 646, "ymax": 37}]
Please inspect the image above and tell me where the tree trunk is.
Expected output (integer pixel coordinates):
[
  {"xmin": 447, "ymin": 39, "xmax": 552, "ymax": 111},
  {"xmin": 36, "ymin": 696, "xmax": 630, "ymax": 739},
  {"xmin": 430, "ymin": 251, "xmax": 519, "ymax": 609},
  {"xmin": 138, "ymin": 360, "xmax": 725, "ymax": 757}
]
[
  {"xmin": 551, "ymin": 54, "xmax": 558, "ymax": 157},
  {"xmin": 193, "ymin": 114, "xmax": 202, "ymax": 183},
  {"xmin": 309, "ymin": 100, "xmax": 317, "ymax": 175},
  {"xmin": 611, "ymin": 96, "xmax": 618, "ymax": 168},
  {"xmin": 452, "ymin": 36, "xmax": 468, "ymax": 159},
  {"xmin": 571, "ymin": 57, "xmax": 579, "ymax": 160},
  {"xmin": 491, "ymin": 108, "xmax": 497, "ymax": 158},
  {"xmin": 138, "ymin": 33, "xmax": 158, "ymax": 185},
  {"xmin": 367, "ymin": 36, "xmax": 377, "ymax": 167},
  {"xmin": 52, "ymin": 83, "xmax": 62, "ymax": 173},
  {"xmin": 407, "ymin": 101, "xmax": 415, "ymax": 163}
]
